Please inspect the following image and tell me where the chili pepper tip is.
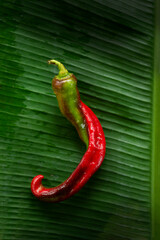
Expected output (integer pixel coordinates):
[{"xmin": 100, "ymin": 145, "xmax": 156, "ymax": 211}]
[{"xmin": 31, "ymin": 175, "xmax": 44, "ymax": 197}]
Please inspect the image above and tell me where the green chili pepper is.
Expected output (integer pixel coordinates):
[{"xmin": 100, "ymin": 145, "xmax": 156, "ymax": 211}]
[{"xmin": 48, "ymin": 60, "xmax": 89, "ymax": 147}]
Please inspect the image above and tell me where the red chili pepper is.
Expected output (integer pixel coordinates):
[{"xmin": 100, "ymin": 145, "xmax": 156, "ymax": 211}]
[{"xmin": 31, "ymin": 60, "xmax": 106, "ymax": 202}]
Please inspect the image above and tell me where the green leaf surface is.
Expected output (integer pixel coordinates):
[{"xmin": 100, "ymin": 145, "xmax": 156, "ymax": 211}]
[{"xmin": 0, "ymin": 0, "xmax": 156, "ymax": 239}]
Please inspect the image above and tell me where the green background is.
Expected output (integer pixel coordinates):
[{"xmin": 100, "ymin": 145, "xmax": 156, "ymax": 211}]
[{"xmin": 0, "ymin": 0, "xmax": 156, "ymax": 239}]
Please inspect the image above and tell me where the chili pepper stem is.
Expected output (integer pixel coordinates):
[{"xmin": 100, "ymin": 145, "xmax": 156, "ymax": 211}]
[{"xmin": 48, "ymin": 59, "xmax": 69, "ymax": 78}]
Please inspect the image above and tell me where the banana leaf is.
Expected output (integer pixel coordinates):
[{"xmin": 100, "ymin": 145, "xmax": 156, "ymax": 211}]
[{"xmin": 0, "ymin": 0, "xmax": 159, "ymax": 239}]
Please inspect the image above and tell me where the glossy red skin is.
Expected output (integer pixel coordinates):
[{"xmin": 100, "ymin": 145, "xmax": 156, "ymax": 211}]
[{"xmin": 31, "ymin": 101, "xmax": 106, "ymax": 202}]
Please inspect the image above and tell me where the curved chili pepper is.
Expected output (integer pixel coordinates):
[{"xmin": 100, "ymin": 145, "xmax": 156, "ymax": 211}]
[{"xmin": 31, "ymin": 60, "xmax": 106, "ymax": 202}]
